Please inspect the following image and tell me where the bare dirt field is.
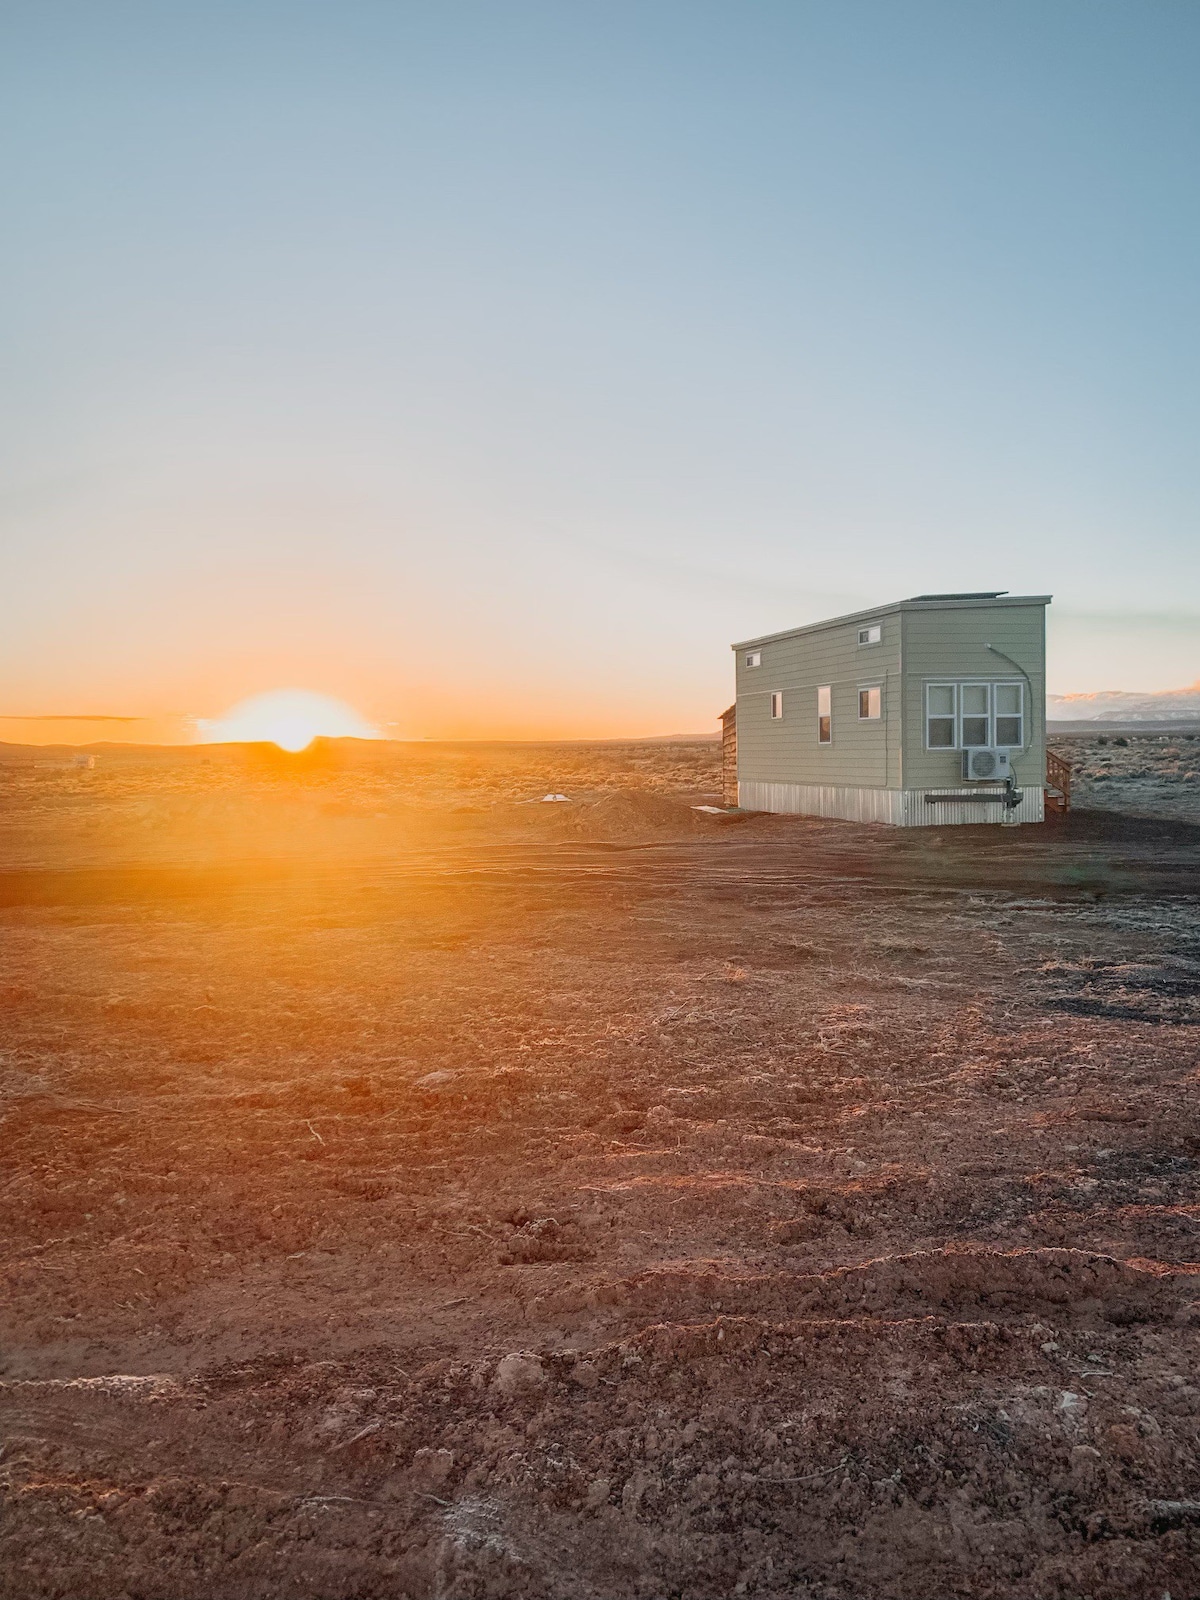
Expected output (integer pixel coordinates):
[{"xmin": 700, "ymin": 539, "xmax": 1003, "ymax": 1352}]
[{"xmin": 2, "ymin": 734, "xmax": 1200, "ymax": 1599}]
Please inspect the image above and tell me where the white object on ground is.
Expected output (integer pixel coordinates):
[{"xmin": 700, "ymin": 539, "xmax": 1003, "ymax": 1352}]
[
  {"xmin": 415, "ymin": 1070, "xmax": 457, "ymax": 1090},
  {"xmin": 541, "ymin": 793, "xmax": 570, "ymax": 802}
]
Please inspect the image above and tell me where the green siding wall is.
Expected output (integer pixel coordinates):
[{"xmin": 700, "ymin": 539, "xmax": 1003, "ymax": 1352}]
[
  {"xmin": 901, "ymin": 603, "xmax": 1046, "ymax": 790},
  {"xmin": 734, "ymin": 613, "xmax": 903, "ymax": 789}
]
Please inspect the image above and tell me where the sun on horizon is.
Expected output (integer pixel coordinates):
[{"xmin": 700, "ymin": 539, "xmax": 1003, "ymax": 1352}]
[{"xmin": 196, "ymin": 690, "xmax": 381, "ymax": 753}]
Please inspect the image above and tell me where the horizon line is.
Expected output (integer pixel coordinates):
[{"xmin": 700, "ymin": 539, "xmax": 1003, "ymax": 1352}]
[{"xmin": 0, "ymin": 731, "xmax": 725, "ymax": 751}]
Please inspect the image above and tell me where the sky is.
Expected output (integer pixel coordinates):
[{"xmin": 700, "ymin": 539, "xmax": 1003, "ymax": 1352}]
[{"xmin": 2, "ymin": 1, "xmax": 1198, "ymax": 740}]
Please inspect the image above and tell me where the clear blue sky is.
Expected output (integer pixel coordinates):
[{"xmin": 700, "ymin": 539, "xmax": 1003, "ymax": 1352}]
[{"xmin": 2, "ymin": 1, "xmax": 1198, "ymax": 736}]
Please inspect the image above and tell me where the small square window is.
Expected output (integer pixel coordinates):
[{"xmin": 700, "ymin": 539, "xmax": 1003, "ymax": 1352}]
[
  {"xmin": 857, "ymin": 625, "xmax": 881, "ymax": 646},
  {"xmin": 770, "ymin": 692, "xmax": 783, "ymax": 719},
  {"xmin": 817, "ymin": 684, "xmax": 831, "ymax": 743},
  {"xmin": 858, "ymin": 686, "xmax": 881, "ymax": 719},
  {"xmin": 745, "ymin": 651, "xmax": 762, "ymax": 668}
]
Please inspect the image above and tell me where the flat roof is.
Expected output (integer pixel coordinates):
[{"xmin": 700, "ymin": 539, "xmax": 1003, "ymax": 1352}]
[{"xmin": 732, "ymin": 593, "xmax": 1052, "ymax": 652}]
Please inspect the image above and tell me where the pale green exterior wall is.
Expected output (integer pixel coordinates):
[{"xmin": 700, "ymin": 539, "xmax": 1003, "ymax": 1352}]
[
  {"xmin": 733, "ymin": 596, "xmax": 1048, "ymax": 810},
  {"xmin": 734, "ymin": 610, "xmax": 903, "ymax": 790},
  {"xmin": 900, "ymin": 600, "xmax": 1047, "ymax": 792}
]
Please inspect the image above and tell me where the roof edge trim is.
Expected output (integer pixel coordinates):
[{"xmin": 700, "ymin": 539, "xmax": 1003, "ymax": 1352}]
[{"xmin": 732, "ymin": 594, "xmax": 1052, "ymax": 652}]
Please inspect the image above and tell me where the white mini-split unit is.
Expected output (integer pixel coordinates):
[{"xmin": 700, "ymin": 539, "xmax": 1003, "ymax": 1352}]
[{"xmin": 962, "ymin": 746, "xmax": 1012, "ymax": 781}]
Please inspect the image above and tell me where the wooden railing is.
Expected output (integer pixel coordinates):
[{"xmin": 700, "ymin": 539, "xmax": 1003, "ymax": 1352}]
[{"xmin": 1045, "ymin": 748, "xmax": 1072, "ymax": 813}]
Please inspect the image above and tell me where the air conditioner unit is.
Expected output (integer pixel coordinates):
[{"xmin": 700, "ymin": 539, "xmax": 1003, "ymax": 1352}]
[{"xmin": 962, "ymin": 746, "xmax": 1011, "ymax": 781}]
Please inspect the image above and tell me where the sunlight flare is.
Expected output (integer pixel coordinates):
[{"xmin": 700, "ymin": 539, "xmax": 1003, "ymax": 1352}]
[{"xmin": 196, "ymin": 690, "xmax": 381, "ymax": 752}]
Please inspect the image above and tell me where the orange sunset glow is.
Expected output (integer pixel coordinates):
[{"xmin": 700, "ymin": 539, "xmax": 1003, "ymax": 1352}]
[{"xmin": 196, "ymin": 690, "xmax": 381, "ymax": 753}]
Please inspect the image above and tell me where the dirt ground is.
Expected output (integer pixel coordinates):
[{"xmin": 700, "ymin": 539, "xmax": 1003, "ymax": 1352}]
[{"xmin": 2, "ymin": 734, "xmax": 1200, "ymax": 1599}]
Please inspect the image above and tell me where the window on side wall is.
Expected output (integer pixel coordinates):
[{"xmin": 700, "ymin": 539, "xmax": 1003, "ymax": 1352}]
[
  {"xmin": 770, "ymin": 692, "xmax": 783, "ymax": 719},
  {"xmin": 995, "ymin": 682, "xmax": 1024, "ymax": 746},
  {"xmin": 817, "ymin": 685, "xmax": 831, "ymax": 743},
  {"xmin": 745, "ymin": 651, "xmax": 761, "ymax": 668},
  {"xmin": 858, "ymin": 686, "xmax": 881, "ymax": 720},
  {"xmin": 926, "ymin": 684, "xmax": 956, "ymax": 748},
  {"xmin": 857, "ymin": 624, "xmax": 881, "ymax": 646}
]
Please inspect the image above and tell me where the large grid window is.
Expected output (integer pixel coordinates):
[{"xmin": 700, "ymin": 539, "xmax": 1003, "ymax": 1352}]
[
  {"xmin": 817, "ymin": 685, "xmax": 832, "ymax": 743},
  {"xmin": 925, "ymin": 681, "xmax": 1024, "ymax": 749}
]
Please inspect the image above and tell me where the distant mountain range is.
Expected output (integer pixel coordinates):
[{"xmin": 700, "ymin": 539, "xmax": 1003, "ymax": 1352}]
[{"xmin": 1048, "ymin": 682, "xmax": 1200, "ymax": 721}]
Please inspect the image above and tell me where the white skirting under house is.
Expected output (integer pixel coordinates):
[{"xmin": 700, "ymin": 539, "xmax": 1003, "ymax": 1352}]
[{"xmin": 737, "ymin": 780, "xmax": 1046, "ymax": 827}]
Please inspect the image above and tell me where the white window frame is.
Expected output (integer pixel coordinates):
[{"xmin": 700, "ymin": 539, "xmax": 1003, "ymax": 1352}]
[
  {"xmin": 925, "ymin": 682, "xmax": 958, "ymax": 750},
  {"xmin": 959, "ymin": 681, "xmax": 992, "ymax": 749},
  {"xmin": 857, "ymin": 624, "xmax": 882, "ymax": 646},
  {"xmin": 924, "ymin": 679, "xmax": 1025, "ymax": 750},
  {"xmin": 858, "ymin": 685, "xmax": 881, "ymax": 720},
  {"xmin": 817, "ymin": 684, "xmax": 832, "ymax": 744},
  {"xmin": 770, "ymin": 691, "xmax": 783, "ymax": 719},
  {"xmin": 745, "ymin": 651, "xmax": 762, "ymax": 668},
  {"xmin": 993, "ymin": 681, "xmax": 1024, "ymax": 748}
]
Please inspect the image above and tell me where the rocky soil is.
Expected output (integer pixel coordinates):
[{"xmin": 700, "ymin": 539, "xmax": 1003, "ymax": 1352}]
[{"xmin": 2, "ymin": 738, "xmax": 1200, "ymax": 1598}]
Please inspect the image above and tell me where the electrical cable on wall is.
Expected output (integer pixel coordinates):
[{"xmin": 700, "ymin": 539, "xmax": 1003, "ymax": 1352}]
[{"xmin": 985, "ymin": 642, "xmax": 1035, "ymax": 751}]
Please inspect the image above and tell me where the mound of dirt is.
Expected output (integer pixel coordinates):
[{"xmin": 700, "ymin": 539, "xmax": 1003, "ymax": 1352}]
[{"xmin": 512, "ymin": 790, "xmax": 703, "ymax": 841}]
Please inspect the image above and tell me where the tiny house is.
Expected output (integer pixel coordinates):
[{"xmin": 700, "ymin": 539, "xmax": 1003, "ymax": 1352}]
[{"xmin": 728, "ymin": 592, "xmax": 1052, "ymax": 826}]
